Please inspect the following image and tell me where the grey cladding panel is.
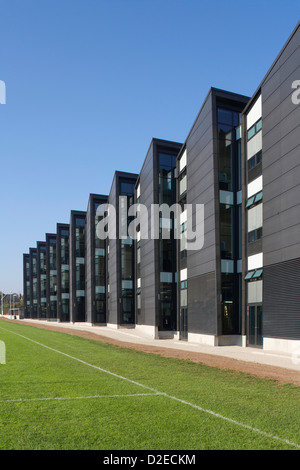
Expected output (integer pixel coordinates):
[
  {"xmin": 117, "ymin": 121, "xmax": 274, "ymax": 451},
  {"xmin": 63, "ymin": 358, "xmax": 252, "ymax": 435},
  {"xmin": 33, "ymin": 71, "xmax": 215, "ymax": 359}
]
[
  {"xmin": 264, "ymin": 257, "xmax": 300, "ymax": 340},
  {"xmin": 186, "ymin": 91, "xmax": 217, "ymax": 280},
  {"xmin": 188, "ymin": 271, "xmax": 217, "ymax": 335},
  {"xmin": 262, "ymin": 29, "xmax": 300, "ymax": 266}
]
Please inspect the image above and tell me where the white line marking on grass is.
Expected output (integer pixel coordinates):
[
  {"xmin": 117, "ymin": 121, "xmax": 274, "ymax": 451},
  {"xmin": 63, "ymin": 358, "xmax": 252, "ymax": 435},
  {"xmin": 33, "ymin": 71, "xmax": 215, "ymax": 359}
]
[
  {"xmin": 1, "ymin": 325, "xmax": 300, "ymax": 449},
  {"xmin": 0, "ymin": 393, "xmax": 159, "ymax": 404}
]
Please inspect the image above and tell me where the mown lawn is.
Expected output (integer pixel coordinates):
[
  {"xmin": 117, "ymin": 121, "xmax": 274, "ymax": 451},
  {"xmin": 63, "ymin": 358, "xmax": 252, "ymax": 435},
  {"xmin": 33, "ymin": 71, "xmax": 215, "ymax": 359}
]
[{"xmin": 0, "ymin": 319, "xmax": 299, "ymax": 450}]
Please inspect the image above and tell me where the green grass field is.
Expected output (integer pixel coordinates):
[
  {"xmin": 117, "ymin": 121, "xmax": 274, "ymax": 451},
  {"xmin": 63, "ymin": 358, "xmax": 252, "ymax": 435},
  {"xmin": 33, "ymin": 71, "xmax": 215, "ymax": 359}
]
[{"xmin": 0, "ymin": 319, "xmax": 299, "ymax": 451}]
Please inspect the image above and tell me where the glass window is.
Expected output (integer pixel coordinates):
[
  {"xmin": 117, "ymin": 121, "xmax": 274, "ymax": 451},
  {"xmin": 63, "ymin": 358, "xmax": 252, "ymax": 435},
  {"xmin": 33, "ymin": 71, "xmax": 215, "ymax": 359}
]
[
  {"xmin": 218, "ymin": 138, "xmax": 233, "ymax": 191},
  {"xmin": 217, "ymin": 108, "xmax": 233, "ymax": 125},
  {"xmin": 120, "ymin": 181, "xmax": 135, "ymax": 195},
  {"xmin": 180, "ymin": 280, "xmax": 187, "ymax": 289},
  {"xmin": 256, "ymin": 119, "xmax": 262, "ymax": 132},
  {"xmin": 159, "ymin": 153, "xmax": 176, "ymax": 170},
  {"xmin": 221, "ymin": 273, "xmax": 235, "ymax": 334},
  {"xmin": 75, "ymin": 217, "xmax": 85, "ymax": 227},
  {"xmin": 248, "ymin": 151, "xmax": 262, "ymax": 171},
  {"xmin": 252, "ymin": 268, "xmax": 263, "ymax": 279},
  {"xmin": 246, "ymin": 196, "xmax": 255, "ymax": 208},
  {"xmin": 247, "ymin": 125, "xmax": 255, "ymax": 140},
  {"xmin": 121, "ymin": 242, "xmax": 133, "ymax": 280},
  {"xmin": 245, "ymin": 271, "xmax": 255, "ymax": 280},
  {"xmin": 248, "ymin": 227, "xmax": 263, "ymax": 243},
  {"xmin": 254, "ymin": 191, "xmax": 263, "ymax": 203},
  {"xmin": 256, "ymin": 150, "xmax": 262, "ymax": 164},
  {"xmin": 220, "ymin": 204, "xmax": 233, "ymax": 259},
  {"xmin": 75, "ymin": 227, "xmax": 85, "ymax": 258},
  {"xmin": 248, "ymin": 155, "xmax": 256, "ymax": 170}
]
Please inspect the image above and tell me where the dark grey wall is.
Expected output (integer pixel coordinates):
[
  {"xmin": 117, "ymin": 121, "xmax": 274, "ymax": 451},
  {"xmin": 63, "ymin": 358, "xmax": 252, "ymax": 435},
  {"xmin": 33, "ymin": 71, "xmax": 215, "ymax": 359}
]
[
  {"xmin": 107, "ymin": 172, "xmax": 138, "ymax": 326},
  {"xmin": 69, "ymin": 211, "xmax": 86, "ymax": 323},
  {"xmin": 56, "ymin": 223, "xmax": 69, "ymax": 322},
  {"xmin": 23, "ymin": 253, "xmax": 30, "ymax": 318},
  {"xmin": 85, "ymin": 197, "xmax": 92, "ymax": 323},
  {"xmin": 260, "ymin": 24, "xmax": 300, "ymax": 339},
  {"xmin": 85, "ymin": 194, "xmax": 108, "ymax": 324},
  {"xmin": 137, "ymin": 139, "xmax": 182, "ymax": 329},
  {"xmin": 36, "ymin": 241, "xmax": 46, "ymax": 319},
  {"xmin": 184, "ymin": 88, "xmax": 249, "ymax": 337},
  {"xmin": 29, "ymin": 247, "xmax": 37, "ymax": 318},
  {"xmin": 264, "ymin": 258, "xmax": 300, "ymax": 340},
  {"xmin": 46, "ymin": 233, "xmax": 57, "ymax": 320},
  {"xmin": 107, "ymin": 173, "xmax": 118, "ymax": 325},
  {"xmin": 262, "ymin": 24, "xmax": 300, "ymax": 267},
  {"xmin": 137, "ymin": 140, "xmax": 156, "ymax": 327},
  {"xmin": 185, "ymin": 90, "xmax": 218, "ymax": 335}
]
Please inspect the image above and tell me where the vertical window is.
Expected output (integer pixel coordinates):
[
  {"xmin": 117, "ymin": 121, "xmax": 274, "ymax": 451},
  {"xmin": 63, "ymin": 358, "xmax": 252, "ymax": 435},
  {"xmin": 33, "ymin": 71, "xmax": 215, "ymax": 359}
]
[{"xmin": 220, "ymin": 204, "xmax": 233, "ymax": 260}]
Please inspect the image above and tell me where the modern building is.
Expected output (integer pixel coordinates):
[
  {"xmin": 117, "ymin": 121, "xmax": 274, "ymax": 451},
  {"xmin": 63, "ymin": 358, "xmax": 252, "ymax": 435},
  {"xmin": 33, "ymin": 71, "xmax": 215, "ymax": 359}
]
[
  {"xmin": 56, "ymin": 223, "xmax": 70, "ymax": 322},
  {"xmin": 134, "ymin": 138, "xmax": 182, "ymax": 338},
  {"xmin": 23, "ymin": 253, "xmax": 30, "ymax": 318},
  {"xmin": 242, "ymin": 22, "xmax": 300, "ymax": 353},
  {"xmin": 22, "ymin": 22, "xmax": 300, "ymax": 354},
  {"xmin": 46, "ymin": 233, "xmax": 57, "ymax": 320},
  {"xmin": 85, "ymin": 194, "xmax": 108, "ymax": 325},
  {"xmin": 176, "ymin": 88, "xmax": 249, "ymax": 346},
  {"xmin": 106, "ymin": 171, "xmax": 138, "ymax": 328},
  {"xmin": 69, "ymin": 210, "xmax": 86, "ymax": 323},
  {"xmin": 36, "ymin": 241, "xmax": 47, "ymax": 319},
  {"xmin": 29, "ymin": 247, "xmax": 38, "ymax": 319}
]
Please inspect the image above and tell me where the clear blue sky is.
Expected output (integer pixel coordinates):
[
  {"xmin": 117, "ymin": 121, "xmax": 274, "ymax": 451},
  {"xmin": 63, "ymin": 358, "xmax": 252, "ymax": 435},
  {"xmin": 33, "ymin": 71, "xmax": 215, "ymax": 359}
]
[{"xmin": 0, "ymin": 0, "xmax": 299, "ymax": 294}]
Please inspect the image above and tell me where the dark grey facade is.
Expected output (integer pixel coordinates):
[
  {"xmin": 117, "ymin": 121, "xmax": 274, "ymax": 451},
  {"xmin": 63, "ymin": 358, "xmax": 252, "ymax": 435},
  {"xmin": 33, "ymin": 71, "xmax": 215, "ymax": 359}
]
[
  {"xmin": 36, "ymin": 241, "xmax": 47, "ymax": 319},
  {"xmin": 135, "ymin": 138, "xmax": 182, "ymax": 338},
  {"xmin": 177, "ymin": 88, "xmax": 249, "ymax": 346},
  {"xmin": 46, "ymin": 233, "xmax": 57, "ymax": 320},
  {"xmin": 85, "ymin": 194, "xmax": 108, "ymax": 324},
  {"xmin": 69, "ymin": 211, "xmax": 86, "ymax": 323},
  {"xmin": 29, "ymin": 247, "xmax": 38, "ymax": 319},
  {"xmin": 23, "ymin": 254, "xmax": 30, "ymax": 318},
  {"xmin": 107, "ymin": 171, "xmax": 138, "ymax": 327},
  {"xmin": 56, "ymin": 223, "xmax": 70, "ymax": 322},
  {"xmin": 242, "ymin": 22, "xmax": 300, "ymax": 349}
]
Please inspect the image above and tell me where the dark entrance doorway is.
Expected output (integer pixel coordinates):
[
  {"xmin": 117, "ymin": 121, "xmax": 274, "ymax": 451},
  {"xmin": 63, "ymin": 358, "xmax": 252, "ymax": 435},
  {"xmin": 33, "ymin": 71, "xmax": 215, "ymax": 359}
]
[
  {"xmin": 248, "ymin": 305, "xmax": 263, "ymax": 347},
  {"xmin": 179, "ymin": 307, "xmax": 188, "ymax": 341}
]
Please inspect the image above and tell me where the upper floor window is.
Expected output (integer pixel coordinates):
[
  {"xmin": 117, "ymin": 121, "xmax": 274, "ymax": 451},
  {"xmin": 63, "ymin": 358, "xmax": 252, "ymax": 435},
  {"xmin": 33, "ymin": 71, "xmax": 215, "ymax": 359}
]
[{"xmin": 247, "ymin": 118, "xmax": 262, "ymax": 141}]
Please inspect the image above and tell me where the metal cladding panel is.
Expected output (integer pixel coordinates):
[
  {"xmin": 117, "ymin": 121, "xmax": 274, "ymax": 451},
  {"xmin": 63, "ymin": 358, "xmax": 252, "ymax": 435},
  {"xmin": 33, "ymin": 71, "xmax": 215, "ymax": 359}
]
[
  {"xmin": 137, "ymin": 139, "xmax": 182, "ymax": 328},
  {"xmin": 263, "ymin": 258, "xmax": 300, "ymax": 340},
  {"xmin": 188, "ymin": 272, "xmax": 217, "ymax": 335},
  {"xmin": 184, "ymin": 88, "xmax": 249, "ymax": 336},
  {"xmin": 36, "ymin": 241, "xmax": 46, "ymax": 319},
  {"xmin": 183, "ymin": 91, "xmax": 218, "ymax": 334},
  {"xmin": 138, "ymin": 141, "xmax": 155, "ymax": 327},
  {"xmin": 186, "ymin": 92, "xmax": 216, "ymax": 281},
  {"xmin": 56, "ymin": 224, "xmax": 69, "ymax": 322},
  {"xmin": 261, "ymin": 25, "xmax": 300, "ymax": 267},
  {"xmin": 107, "ymin": 175, "xmax": 118, "ymax": 325},
  {"xmin": 85, "ymin": 199, "xmax": 92, "ymax": 323}
]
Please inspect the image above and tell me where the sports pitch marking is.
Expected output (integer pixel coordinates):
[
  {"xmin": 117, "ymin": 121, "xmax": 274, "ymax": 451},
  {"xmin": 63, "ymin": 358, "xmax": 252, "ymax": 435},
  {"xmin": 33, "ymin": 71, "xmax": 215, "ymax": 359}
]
[{"xmin": 1, "ymin": 325, "xmax": 300, "ymax": 449}]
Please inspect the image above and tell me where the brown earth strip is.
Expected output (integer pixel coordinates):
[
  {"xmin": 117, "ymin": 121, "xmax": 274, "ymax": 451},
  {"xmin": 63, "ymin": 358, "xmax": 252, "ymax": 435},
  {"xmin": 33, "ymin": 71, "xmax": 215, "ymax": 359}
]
[{"xmin": 2, "ymin": 317, "xmax": 300, "ymax": 387}]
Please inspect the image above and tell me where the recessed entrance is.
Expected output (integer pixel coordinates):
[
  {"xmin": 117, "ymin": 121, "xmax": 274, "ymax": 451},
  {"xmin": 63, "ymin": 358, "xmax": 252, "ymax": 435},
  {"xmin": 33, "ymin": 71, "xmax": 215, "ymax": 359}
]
[{"xmin": 248, "ymin": 305, "xmax": 263, "ymax": 347}]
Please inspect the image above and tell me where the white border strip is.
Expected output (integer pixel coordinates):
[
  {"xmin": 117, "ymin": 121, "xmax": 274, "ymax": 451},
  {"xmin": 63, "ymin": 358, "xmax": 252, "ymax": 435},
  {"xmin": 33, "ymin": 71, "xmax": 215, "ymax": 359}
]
[{"xmin": 1, "ymin": 326, "xmax": 299, "ymax": 449}]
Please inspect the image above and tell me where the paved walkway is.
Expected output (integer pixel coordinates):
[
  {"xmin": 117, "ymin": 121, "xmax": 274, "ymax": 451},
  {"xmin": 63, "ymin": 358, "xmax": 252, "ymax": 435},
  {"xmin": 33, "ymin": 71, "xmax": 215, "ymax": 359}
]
[{"xmin": 7, "ymin": 316, "xmax": 300, "ymax": 372}]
